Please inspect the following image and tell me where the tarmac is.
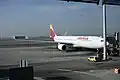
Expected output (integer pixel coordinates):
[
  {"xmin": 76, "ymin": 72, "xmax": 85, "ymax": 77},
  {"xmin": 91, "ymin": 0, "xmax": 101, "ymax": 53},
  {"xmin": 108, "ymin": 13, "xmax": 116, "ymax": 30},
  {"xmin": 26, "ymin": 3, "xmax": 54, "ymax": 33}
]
[{"xmin": 0, "ymin": 39, "xmax": 120, "ymax": 80}]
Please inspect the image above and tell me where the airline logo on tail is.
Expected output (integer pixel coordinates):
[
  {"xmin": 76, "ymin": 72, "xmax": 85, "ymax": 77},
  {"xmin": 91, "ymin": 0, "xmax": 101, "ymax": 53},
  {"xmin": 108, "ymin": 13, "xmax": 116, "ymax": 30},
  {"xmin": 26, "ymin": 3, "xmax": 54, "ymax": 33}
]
[{"xmin": 50, "ymin": 24, "xmax": 57, "ymax": 41}]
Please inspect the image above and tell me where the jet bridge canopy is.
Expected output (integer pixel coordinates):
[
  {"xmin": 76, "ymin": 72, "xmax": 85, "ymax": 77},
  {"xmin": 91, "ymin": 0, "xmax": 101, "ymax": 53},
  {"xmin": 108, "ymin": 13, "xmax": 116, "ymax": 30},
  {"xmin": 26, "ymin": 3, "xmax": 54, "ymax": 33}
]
[
  {"xmin": 102, "ymin": 0, "xmax": 120, "ymax": 5},
  {"xmin": 60, "ymin": 0, "xmax": 100, "ymax": 5},
  {"xmin": 60, "ymin": 0, "xmax": 120, "ymax": 5}
]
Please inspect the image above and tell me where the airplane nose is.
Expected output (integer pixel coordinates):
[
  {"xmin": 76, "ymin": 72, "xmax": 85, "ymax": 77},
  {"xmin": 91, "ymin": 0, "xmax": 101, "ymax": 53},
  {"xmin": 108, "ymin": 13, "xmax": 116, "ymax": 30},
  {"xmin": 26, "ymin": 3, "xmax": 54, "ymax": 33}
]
[{"xmin": 101, "ymin": 41, "xmax": 109, "ymax": 46}]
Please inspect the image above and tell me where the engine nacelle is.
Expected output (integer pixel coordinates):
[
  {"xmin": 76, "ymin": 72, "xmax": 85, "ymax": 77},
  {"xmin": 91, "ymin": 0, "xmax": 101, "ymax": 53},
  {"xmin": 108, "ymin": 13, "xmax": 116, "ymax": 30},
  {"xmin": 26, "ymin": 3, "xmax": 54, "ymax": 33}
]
[{"xmin": 58, "ymin": 44, "xmax": 66, "ymax": 51}]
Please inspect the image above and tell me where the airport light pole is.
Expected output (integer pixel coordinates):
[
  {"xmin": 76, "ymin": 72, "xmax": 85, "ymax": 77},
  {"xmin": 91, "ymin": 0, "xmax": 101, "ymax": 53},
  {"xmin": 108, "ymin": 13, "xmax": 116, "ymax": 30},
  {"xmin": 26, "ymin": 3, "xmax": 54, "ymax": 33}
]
[{"xmin": 102, "ymin": 4, "xmax": 107, "ymax": 60}]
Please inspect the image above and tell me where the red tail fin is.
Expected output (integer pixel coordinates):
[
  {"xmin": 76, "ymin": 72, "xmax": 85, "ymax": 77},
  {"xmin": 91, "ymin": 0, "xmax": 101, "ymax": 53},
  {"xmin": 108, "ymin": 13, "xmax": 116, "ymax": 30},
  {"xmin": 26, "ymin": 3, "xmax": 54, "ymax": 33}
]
[{"xmin": 50, "ymin": 24, "xmax": 57, "ymax": 41}]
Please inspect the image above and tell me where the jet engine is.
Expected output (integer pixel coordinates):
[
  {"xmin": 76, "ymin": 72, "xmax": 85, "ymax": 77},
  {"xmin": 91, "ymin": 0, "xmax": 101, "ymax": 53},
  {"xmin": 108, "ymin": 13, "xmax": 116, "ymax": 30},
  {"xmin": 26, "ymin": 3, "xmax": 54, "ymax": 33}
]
[{"xmin": 58, "ymin": 44, "xmax": 67, "ymax": 51}]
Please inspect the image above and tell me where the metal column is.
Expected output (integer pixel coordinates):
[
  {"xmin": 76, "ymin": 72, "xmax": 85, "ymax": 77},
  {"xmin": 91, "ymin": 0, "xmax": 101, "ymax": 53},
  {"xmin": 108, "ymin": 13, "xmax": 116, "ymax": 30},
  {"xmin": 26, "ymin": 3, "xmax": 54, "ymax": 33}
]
[{"xmin": 103, "ymin": 4, "xmax": 107, "ymax": 60}]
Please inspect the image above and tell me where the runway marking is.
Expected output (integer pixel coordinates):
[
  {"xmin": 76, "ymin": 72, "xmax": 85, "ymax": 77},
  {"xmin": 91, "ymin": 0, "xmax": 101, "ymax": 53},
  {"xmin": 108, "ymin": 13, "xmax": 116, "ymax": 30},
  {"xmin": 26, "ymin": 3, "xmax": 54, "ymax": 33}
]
[
  {"xmin": 34, "ymin": 77, "xmax": 44, "ymax": 80},
  {"xmin": 57, "ymin": 68, "xmax": 99, "ymax": 76},
  {"xmin": 57, "ymin": 68, "xmax": 118, "ymax": 79},
  {"xmin": 73, "ymin": 71, "xmax": 96, "ymax": 76},
  {"xmin": 57, "ymin": 69, "xmax": 72, "ymax": 72}
]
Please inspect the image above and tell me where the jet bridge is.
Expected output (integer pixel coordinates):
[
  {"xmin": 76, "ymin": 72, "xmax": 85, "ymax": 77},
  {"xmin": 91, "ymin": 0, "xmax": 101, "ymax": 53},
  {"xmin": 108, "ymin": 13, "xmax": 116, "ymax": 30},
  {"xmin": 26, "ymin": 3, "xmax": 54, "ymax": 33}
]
[
  {"xmin": 89, "ymin": 32, "xmax": 120, "ymax": 62},
  {"xmin": 107, "ymin": 32, "xmax": 119, "ymax": 56}
]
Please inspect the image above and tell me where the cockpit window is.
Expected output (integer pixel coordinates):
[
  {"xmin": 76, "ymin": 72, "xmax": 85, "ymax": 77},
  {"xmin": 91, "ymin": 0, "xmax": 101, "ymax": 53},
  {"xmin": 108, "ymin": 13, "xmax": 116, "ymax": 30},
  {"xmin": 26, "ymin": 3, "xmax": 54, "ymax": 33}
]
[{"xmin": 101, "ymin": 40, "xmax": 104, "ymax": 42}]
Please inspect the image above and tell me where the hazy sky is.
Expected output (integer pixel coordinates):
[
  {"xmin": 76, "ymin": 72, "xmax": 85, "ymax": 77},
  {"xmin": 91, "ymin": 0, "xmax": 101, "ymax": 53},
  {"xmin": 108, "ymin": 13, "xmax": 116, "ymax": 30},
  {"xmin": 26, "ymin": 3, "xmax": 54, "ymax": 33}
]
[{"xmin": 0, "ymin": 0, "xmax": 120, "ymax": 37}]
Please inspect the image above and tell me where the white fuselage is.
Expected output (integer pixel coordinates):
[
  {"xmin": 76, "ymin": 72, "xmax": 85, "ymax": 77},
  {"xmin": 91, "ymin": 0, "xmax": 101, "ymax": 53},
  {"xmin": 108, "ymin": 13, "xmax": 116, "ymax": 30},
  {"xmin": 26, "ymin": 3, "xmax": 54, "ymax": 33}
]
[{"xmin": 54, "ymin": 36, "xmax": 108, "ymax": 49}]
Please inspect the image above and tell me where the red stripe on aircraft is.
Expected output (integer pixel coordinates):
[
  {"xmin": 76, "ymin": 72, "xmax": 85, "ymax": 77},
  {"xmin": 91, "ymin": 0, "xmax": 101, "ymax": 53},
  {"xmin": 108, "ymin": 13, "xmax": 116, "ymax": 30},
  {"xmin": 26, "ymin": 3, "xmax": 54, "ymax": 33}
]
[{"xmin": 78, "ymin": 37, "xmax": 88, "ymax": 40}]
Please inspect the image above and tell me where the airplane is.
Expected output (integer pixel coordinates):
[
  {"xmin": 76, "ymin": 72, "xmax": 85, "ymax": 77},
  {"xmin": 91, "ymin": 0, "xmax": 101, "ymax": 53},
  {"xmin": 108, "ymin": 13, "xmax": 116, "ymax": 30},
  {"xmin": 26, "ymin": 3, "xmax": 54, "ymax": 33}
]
[{"xmin": 49, "ymin": 24, "xmax": 109, "ymax": 51}]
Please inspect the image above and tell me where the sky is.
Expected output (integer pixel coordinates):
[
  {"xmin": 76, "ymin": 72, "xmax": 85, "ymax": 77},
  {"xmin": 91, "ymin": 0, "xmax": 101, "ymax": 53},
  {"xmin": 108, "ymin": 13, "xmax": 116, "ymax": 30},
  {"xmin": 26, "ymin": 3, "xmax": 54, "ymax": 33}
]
[{"xmin": 0, "ymin": 0, "xmax": 120, "ymax": 37}]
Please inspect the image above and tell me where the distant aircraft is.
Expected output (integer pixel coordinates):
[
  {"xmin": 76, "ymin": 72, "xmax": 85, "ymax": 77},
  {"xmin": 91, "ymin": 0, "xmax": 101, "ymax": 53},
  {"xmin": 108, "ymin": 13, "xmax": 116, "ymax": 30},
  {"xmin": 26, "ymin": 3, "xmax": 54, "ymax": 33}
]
[{"xmin": 49, "ymin": 24, "xmax": 109, "ymax": 51}]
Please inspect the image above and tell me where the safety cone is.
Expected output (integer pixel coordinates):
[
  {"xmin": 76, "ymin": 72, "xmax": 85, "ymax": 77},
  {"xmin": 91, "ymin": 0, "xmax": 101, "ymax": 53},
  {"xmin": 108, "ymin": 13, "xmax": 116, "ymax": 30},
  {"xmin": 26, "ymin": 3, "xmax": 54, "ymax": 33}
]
[{"xmin": 114, "ymin": 67, "xmax": 119, "ymax": 74}]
